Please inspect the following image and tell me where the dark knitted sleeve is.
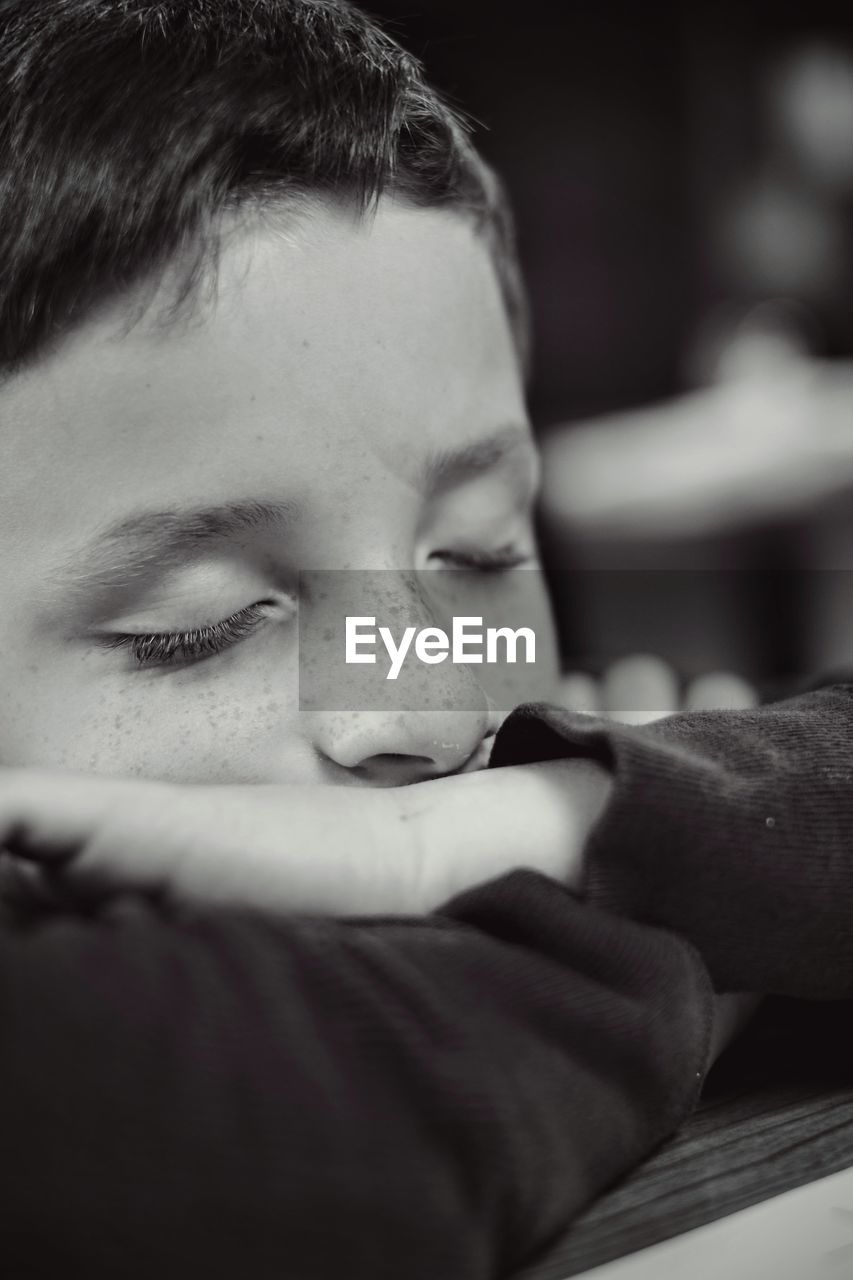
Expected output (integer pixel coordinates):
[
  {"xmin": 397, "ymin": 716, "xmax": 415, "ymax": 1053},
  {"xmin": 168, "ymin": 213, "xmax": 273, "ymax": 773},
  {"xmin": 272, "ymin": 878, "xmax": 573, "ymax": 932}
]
[
  {"xmin": 490, "ymin": 680, "xmax": 853, "ymax": 999},
  {"xmin": 0, "ymin": 873, "xmax": 712, "ymax": 1280}
]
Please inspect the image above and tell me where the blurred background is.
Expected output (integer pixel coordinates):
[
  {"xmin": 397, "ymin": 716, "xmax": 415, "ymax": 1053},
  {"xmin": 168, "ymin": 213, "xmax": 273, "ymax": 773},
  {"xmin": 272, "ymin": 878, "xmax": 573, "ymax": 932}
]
[{"xmin": 369, "ymin": 0, "xmax": 853, "ymax": 696}]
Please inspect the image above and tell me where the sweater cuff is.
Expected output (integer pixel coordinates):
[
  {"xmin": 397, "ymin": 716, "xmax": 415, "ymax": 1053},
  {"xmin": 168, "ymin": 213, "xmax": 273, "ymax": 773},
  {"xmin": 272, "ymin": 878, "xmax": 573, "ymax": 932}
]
[{"xmin": 489, "ymin": 688, "xmax": 853, "ymax": 998}]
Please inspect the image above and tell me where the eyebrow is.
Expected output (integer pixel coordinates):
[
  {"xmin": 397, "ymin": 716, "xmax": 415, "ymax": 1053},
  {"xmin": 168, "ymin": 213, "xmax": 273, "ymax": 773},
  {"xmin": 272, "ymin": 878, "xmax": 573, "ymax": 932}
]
[
  {"xmin": 424, "ymin": 423, "xmax": 537, "ymax": 490},
  {"xmin": 46, "ymin": 424, "xmax": 536, "ymax": 607},
  {"xmin": 48, "ymin": 498, "xmax": 294, "ymax": 605}
]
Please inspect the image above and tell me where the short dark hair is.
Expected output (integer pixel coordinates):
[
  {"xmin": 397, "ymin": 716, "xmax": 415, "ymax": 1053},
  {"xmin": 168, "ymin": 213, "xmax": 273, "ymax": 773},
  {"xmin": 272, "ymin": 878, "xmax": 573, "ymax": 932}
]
[{"xmin": 0, "ymin": 0, "xmax": 529, "ymax": 377}]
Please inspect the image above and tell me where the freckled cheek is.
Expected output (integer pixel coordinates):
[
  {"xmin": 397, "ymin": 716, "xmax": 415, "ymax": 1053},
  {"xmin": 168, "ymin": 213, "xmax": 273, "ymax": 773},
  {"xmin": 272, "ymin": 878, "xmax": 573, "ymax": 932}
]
[
  {"xmin": 0, "ymin": 656, "xmax": 306, "ymax": 783},
  {"xmin": 0, "ymin": 645, "xmax": 79, "ymax": 768},
  {"xmin": 94, "ymin": 682, "xmax": 306, "ymax": 784}
]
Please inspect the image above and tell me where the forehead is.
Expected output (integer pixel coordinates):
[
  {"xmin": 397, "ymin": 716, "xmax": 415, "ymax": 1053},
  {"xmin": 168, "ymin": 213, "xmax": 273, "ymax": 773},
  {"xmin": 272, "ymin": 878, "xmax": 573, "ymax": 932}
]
[{"xmin": 0, "ymin": 199, "xmax": 527, "ymax": 561}]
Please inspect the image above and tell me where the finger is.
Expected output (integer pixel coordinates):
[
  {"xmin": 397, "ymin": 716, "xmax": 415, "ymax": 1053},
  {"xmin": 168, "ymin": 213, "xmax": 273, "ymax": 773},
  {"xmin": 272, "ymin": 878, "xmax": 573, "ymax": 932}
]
[
  {"xmin": 0, "ymin": 772, "xmax": 389, "ymax": 916},
  {"xmin": 684, "ymin": 671, "xmax": 759, "ymax": 712},
  {"xmin": 25, "ymin": 780, "xmax": 398, "ymax": 917},
  {"xmin": 601, "ymin": 654, "xmax": 681, "ymax": 724},
  {"xmin": 0, "ymin": 769, "xmax": 211, "ymax": 918},
  {"xmin": 0, "ymin": 770, "xmax": 143, "ymax": 863},
  {"xmin": 556, "ymin": 671, "xmax": 602, "ymax": 716}
]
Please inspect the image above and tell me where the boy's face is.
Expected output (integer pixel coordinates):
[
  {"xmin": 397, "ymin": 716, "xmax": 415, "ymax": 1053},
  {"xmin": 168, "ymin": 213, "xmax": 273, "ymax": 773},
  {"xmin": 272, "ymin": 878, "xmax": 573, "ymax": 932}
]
[{"xmin": 0, "ymin": 199, "xmax": 558, "ymax": 786}]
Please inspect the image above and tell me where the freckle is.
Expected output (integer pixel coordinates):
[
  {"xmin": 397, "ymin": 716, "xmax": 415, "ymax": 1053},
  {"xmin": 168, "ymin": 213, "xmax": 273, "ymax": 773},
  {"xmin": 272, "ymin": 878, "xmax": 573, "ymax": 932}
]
[{"xmin": 302, "ymin": 339, "xmax": 310, "ymax": 349}]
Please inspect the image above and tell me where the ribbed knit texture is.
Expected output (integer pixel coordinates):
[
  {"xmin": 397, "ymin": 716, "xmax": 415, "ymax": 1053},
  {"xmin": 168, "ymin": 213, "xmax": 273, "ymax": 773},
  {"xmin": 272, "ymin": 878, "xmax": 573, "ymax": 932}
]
[
  {"xmin": 0, "ymin": 872, "xmax": 711, "ymax": 1279},
  {"xmin": 491, "ymin": 680, "xmax": 853, "ymax": 998},
  {"xmin": 4, "ymin": 679, "xmax": 852, "ymax": 1275}
]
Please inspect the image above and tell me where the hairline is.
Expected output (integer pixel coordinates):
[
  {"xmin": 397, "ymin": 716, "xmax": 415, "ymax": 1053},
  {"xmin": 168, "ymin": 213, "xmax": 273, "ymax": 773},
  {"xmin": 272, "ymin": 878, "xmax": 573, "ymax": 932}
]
[{"xmin": 0, "ymin": 186, "xmax": 530, "ymax": 388}]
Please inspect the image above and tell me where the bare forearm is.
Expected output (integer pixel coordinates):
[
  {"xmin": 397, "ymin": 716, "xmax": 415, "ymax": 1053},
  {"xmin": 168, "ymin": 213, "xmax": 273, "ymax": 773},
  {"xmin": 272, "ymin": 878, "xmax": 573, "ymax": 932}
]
[
  {"xmin": 391, "ymin": 759, "xmax": 613, "ymax": 911},
  {"xmin": 0, "ymin": 760, "xmax": 612, "ymax": 918}
]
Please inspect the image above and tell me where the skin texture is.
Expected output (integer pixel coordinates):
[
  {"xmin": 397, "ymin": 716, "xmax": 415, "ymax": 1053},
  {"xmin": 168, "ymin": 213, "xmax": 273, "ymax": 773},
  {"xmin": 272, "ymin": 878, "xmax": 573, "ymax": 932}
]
[
  {"xmin": 0, "ymin": 757, "xmax": 612, "ymax": 915},
  {"xmin": 0, "ymin": 197, "xmax": 749, "ymax": 1060},
  {"xmin": 0, "ymin": 199, "xmax": 559, "ymax": 785}
]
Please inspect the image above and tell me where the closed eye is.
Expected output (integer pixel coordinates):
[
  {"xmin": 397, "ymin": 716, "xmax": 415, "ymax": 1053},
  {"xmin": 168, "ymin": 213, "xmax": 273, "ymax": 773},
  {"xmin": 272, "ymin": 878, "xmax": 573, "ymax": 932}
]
[
  {"xmin": 103, "ymin": 600, "xmax": 274, "ymax": 668},
  {"xmin": 429, "ymin": 546, "xmax": 536, "ymax": 571}
]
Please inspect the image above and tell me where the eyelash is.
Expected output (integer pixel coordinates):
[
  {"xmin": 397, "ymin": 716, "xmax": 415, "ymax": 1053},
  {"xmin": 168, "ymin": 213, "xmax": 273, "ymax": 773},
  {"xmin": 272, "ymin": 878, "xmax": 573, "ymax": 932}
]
[
  {"xmin": 102, "ymin": 545, "xmax": 530, "ymax": 670},
  {"xmin": 433, "ymin": 546, "xmax": 534, "ymax": 571},
  {"xmin": 106, "ymin": 601, "xmax": 270, "ymax": 668}
]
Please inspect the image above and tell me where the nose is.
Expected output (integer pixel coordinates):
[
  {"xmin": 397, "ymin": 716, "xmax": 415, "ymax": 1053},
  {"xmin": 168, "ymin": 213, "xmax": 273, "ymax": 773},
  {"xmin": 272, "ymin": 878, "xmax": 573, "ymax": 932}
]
[
  {"xmin": 307, "ymin": 707, "xmax": 497, "ymax": 785},
  {"xmin": 299, "ymin": 567, "xmax": 502, "ymax": 785}
]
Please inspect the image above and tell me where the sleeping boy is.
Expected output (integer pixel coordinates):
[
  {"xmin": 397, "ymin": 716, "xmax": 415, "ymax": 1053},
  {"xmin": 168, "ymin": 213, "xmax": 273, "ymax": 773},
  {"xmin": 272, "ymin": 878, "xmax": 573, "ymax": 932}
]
[{"xmin": 1, "ymin": 4, "xmax": 852, "ymax": 1279}]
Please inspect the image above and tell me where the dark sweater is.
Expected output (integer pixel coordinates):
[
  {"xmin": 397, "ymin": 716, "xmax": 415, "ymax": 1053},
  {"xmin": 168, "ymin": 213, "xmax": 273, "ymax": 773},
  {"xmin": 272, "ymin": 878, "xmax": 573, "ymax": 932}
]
[{"xmin": 1, "ymin": 680, "xmax": 851, "ymax": 1279}]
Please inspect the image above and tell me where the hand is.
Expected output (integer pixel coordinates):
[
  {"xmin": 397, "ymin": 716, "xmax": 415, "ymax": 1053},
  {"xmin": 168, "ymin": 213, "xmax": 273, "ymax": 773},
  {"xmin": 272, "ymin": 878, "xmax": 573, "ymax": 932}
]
[
  {"xmin": 0, "ymin": 758, "xmax": 612, "ymax": 918},
  {"xmin": 0, "ymin": 746, "xmax": 755, "ymax": 1062},
  {"xmin": 558, "ymin": 654, "xmax": 757, "ymax": 724}
]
